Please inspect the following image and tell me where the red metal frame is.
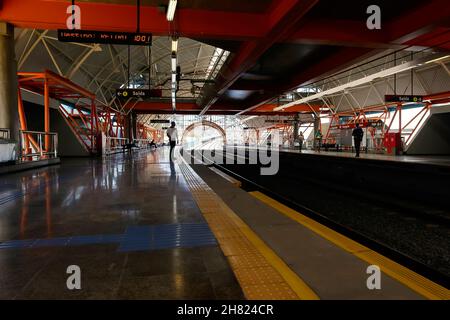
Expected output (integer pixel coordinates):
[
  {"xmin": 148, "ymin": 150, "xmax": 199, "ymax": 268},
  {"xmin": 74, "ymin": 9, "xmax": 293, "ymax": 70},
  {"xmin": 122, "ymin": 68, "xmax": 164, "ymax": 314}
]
[
  {"xmin": 18, "ymin": 70, "xmax": 99, "ymax": 155},
  {"xmin": 321, "ymin": 91, "xmax": 450, "ymax": 153}
]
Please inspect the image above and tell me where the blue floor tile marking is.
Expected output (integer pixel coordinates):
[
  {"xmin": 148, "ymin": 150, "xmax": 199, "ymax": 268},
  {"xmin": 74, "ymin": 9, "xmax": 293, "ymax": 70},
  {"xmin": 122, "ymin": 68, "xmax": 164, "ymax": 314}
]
[
  {"xmin": 0, "ymin": 223, "xmax": 217, "ymax": 252},
  {"xmin": 118, "ymin": 226, "xmax": 153, "ymax": 252},
  {"xmin": 0, "ymin": 174, "xmax": 77, "ymax": 207},
  {"xmin": 0, "ymin": 191, "xmax": 25, "ymax": 206}
]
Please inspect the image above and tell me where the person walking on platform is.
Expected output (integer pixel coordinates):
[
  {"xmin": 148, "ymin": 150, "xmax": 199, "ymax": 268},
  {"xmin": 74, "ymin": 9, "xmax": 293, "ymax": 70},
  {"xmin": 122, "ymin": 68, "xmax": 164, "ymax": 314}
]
[
  {"xmin": 167, "ymin": 122, "xmax": 178, "ymax": 161},
  {"xmin": 352, "ymin": 123, "xmax": 364, "ymax": 158},
  {"xmin": 298, "ymin": 131, "xmax": 305, "ymax": 152}
]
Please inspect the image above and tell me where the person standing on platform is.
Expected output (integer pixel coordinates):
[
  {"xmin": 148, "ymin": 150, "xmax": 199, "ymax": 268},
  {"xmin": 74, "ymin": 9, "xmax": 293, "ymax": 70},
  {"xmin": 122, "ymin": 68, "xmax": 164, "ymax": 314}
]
[
  {"xmin": 149, "ymin": 139, "xmax": 157, "ymax": 149},
  {"xmin": 315, "ymin": 130, "xmax": 323, "ymax": 152},
  {"xmin": 298, "ymin": 131, "xmax": 305, "ymax": 152},
  {"xmin": 352, "ymin": 123, "xmax": 364, "ymax": 158},
  {"xmin": 167, "ymin": 122, "xmax": 178, "ymax": 161}
]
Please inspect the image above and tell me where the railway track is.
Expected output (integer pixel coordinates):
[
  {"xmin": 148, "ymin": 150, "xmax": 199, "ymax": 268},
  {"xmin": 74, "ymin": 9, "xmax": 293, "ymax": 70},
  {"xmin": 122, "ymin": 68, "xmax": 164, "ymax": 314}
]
[{"xmin": 183, "ymin": 147, "xmax": 450, "ymax": 289}]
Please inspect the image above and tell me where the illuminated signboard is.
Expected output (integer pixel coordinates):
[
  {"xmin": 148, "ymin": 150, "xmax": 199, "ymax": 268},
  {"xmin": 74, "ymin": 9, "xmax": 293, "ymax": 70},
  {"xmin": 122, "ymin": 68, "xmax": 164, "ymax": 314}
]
[
  {"xmin": 385, "ymin": 95, "xmax": 424, "ymax": 103},
  {"xmin": 58, "ymin": 29, "xmax": 152, "ymax": 45},
  {"xmin": 116, "ymin": 89, "xmax": 162, "ymax": 99}
]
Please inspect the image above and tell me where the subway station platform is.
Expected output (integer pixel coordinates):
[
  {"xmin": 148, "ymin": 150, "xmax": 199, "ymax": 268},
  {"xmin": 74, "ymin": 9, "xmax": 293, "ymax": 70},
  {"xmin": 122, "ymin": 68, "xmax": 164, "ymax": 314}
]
[
  {"xmin": 0, "ymin": 148, "xmax": 447, "ymax": 300},
  {"xmin": 280, "ymin": 149, "xmax": 450, "ymax": 167}
]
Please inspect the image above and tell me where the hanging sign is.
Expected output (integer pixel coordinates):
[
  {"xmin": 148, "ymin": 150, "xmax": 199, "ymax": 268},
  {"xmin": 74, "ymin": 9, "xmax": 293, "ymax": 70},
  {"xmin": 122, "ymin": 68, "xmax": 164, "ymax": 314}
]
[
  {"xmin": 384, "ymin": 95, "xmax": 424, "ymax": 103},
  {"xmin": 116, "ymin": 89, "xmax": 162, "ymax": 99},
  {"xmin": 150, "ymin": 120, "xmax": 171, "ymax": 124},
  {"xmin": 264, "ymin": 120, "xmax": 296, "ymax": 124},
  {"xmin": 58, "ymin": 29, "xmax": 152, "ymax": 45}
]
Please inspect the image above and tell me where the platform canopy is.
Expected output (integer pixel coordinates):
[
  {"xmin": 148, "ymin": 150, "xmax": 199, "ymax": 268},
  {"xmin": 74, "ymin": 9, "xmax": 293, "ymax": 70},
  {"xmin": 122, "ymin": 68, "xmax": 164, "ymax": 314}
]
[{"xmin": 3, "ymin": 0, "xmax": 450, "ymax": 118}]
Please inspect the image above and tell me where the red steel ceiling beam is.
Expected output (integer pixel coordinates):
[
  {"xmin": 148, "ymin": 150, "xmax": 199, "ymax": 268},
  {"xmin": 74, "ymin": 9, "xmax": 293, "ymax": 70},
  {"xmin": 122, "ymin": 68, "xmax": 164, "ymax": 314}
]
[
  {"xmin": 0, "ymin": 0, "xmax": 265, "ymax": 40},
  {"xmin": 199, "ymin": 0, "xmax": 319, "ymax": 115},
  {"xmin": 234, "ymin": 47, "xmax": 375, "ymax": 115},
  {"xmin": 130, "ymin": 101, "xmax": 310, "ymax": 116},
  {"xmin": 290, "ymin": 20, "xmax": 396, "ymax": 49},
  {"xmin": 234, "ymin": 0, "xmax": 450, "ymax": 115},
  {"xmin": 387, "ymin": 0, "xmax": 450, "ymax": 44},
  {"xmin": 3, "ymin": 0, "xmax": 448, "ymax": 48}
]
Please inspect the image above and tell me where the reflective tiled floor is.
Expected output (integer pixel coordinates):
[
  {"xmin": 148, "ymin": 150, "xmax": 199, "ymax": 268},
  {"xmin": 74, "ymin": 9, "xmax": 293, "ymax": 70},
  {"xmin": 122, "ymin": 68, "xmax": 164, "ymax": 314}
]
[{"xmin": 0, "ymin": 148, "xmax": 244, "ymax": 299}]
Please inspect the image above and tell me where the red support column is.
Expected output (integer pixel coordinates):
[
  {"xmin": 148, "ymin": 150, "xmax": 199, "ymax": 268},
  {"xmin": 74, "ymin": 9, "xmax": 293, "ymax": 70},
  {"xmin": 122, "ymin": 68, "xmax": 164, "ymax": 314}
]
[
  {"xmin": 44, "ymin": 78, "xmax": 50, "ymax": 151},
  {"xmin": 17, "ymin": 88, "xmax": 30, "ymax": 155},
  {"xmin": 91, "ymin": 101, "xmax": 95, "ymax": 152}
]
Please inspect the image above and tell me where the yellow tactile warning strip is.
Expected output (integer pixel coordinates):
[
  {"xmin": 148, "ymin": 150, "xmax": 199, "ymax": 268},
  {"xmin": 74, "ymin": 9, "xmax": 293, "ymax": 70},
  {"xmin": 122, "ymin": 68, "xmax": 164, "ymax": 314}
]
[
  {"xmin": 178, "ymin": 162, "xmax": 319, "ymax": 300},
  {"xmin": 249, "ymin": 191, "xmax": 450, "ymax": 300}
]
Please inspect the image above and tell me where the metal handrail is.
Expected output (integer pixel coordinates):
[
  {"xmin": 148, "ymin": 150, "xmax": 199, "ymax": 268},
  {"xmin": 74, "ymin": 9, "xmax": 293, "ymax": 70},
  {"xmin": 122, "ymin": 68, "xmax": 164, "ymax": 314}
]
[
  {"xmin": 132, "ymin": 138, "xmax": 153, "ymax": 148},
  {"xmin": 0, "ymin": 128, "xmax": 10, "ymax": 140},
  {"xmin": 104, "ymin": 137, "xmax": 129, "ymax": 155},
  {"xmin": 19, "ymin": 130, "xmax": 58, "ymax": 161}
]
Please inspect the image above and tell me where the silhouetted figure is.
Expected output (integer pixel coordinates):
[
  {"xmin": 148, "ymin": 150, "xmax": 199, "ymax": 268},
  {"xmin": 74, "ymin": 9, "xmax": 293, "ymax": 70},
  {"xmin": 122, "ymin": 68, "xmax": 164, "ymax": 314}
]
[
  {"xmin": 352, "ymin": 123, "xmax": 364, "ymax": 158},
  {"xmin": 298, "ymin": 131, "xmax": 304, "ymax": 152},
  {"xmin": 123, "ymin": 141, "xmax": 137, "ymax": 153},
  {"xmin": 149, "ymin": 139, "xmax": 157, "ymax": 149},
  {"xmin": 166, "ymin": 122, "xmax": 178, "ymax": 161},
  {"xmin": 315, "ymin": 130, "xmax": 323, "ymax": 152}
]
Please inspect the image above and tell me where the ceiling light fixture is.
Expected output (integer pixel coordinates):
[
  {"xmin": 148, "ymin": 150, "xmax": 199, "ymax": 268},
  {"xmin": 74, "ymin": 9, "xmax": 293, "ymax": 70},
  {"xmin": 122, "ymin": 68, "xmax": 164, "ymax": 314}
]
[
  {"xmin": 166, "ymin": 0, "xmax": 177, "ymax": 22},
  {"xmin": 242, "ymin": 116, "xmax": 258, "ymax": 123},
  {"xmin": 171, "ymin": 38, "xmax": 178, "ymax": 53},
  {"xmin": 171, "ymin": 54, "xmax": 177, "ymax": 73},
  {"xmin": 425, "ymin": 55, "xmax": 450, "ymax": 64}
]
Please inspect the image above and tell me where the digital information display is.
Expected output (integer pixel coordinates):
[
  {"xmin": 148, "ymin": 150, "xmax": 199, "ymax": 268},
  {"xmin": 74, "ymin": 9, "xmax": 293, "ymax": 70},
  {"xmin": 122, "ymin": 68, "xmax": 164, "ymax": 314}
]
[{"xmin": 58, "ymin": 29, "xmax": 152, "ymax": 45}]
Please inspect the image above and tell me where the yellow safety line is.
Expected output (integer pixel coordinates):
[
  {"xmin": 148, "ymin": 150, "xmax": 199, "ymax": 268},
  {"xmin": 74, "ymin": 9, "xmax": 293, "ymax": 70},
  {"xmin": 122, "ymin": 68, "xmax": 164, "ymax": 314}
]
[
  {"xmin": 178, "ymin": 161, "xmax": 319, "ymax": 300},
  {"xmin": 249, "ymin": 191, "xmax": 450, "ymax": 300},
  {"xmin": 220, "ymin": 201, "xmax": 319, "ymax": 300}
]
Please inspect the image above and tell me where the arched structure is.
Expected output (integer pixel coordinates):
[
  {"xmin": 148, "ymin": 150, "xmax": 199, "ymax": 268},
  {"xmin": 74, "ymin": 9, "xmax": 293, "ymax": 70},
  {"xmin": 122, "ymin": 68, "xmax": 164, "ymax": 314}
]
[{"xmin": 181, "ymin": 120, "xmax": 226, "ymax": 145}]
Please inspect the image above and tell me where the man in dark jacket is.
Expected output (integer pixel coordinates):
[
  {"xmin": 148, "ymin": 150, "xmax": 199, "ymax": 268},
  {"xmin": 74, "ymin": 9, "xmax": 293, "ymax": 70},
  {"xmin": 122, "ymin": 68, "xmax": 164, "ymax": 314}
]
[{"xmin": 352, "ymin": 123, "xmax": 364, "ymax": 157}]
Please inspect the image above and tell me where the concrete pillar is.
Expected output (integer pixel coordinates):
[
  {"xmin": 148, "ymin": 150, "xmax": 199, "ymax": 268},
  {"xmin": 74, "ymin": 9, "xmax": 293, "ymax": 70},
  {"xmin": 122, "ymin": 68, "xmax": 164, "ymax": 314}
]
[{"xmin": 0, "ymin": 22, "xmax": 18, "ymax": 142}]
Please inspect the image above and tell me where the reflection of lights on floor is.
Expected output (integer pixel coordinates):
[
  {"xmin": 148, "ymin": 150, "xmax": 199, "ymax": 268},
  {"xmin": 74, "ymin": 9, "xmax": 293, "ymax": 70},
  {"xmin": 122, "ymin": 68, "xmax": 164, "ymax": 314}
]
[
  {"xmin": 61, "ymin": 186, "xmax": 86, "ymax": 207},
  {"xmin": 174, "ymin": 273, "xmax": 185, "ymax": 293},
  {"xmin": 172, "ymin": 195, "xmax": 177, "ymax": 217}
]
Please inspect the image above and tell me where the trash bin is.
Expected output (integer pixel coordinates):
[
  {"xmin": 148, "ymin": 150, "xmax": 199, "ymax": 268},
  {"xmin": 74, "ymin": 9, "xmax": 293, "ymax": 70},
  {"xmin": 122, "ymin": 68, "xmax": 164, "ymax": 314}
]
[{"xmin": 384, "ymin": 132, "xmax": 402, "ymax": 155}]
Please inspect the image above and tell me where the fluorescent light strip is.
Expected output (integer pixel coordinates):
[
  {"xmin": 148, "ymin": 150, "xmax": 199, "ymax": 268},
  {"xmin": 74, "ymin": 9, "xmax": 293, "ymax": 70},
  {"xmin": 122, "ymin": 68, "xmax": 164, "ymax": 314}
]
[
  {"xmin": 242, "ymin": 116, "xmax": 258, "ymax": 123},
  {"xmin": 172, "ymin": 39, "xmax": 178, "ymax": 53},
  {"xmin": 167, "ymin": 0, "xmax": 177, "ymax": 22},
  {"xmin": 432, "ymin": 102, "xmax": 450, "ymax": 107},
  {"xmin": 425, "ymin": 55, "xmax": 450, "ymax": 64},
  {"xmin": 171, "ymin": 56, "xmax": 177, "ymax": 72}
]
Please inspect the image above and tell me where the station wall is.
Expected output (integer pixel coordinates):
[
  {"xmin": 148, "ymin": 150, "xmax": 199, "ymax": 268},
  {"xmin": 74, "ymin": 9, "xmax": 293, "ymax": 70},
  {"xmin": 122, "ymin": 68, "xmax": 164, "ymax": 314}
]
[{"xmin": 407, "ymin": 112, "xmax": 450, "ymax": 155}]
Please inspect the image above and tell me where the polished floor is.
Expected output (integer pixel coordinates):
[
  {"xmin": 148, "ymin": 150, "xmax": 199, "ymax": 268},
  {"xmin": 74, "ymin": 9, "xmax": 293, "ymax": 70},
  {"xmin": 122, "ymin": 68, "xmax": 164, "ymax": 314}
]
[{"xmin": 0, "ymin": 148, "xmax": 243, "ymax": 299}]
